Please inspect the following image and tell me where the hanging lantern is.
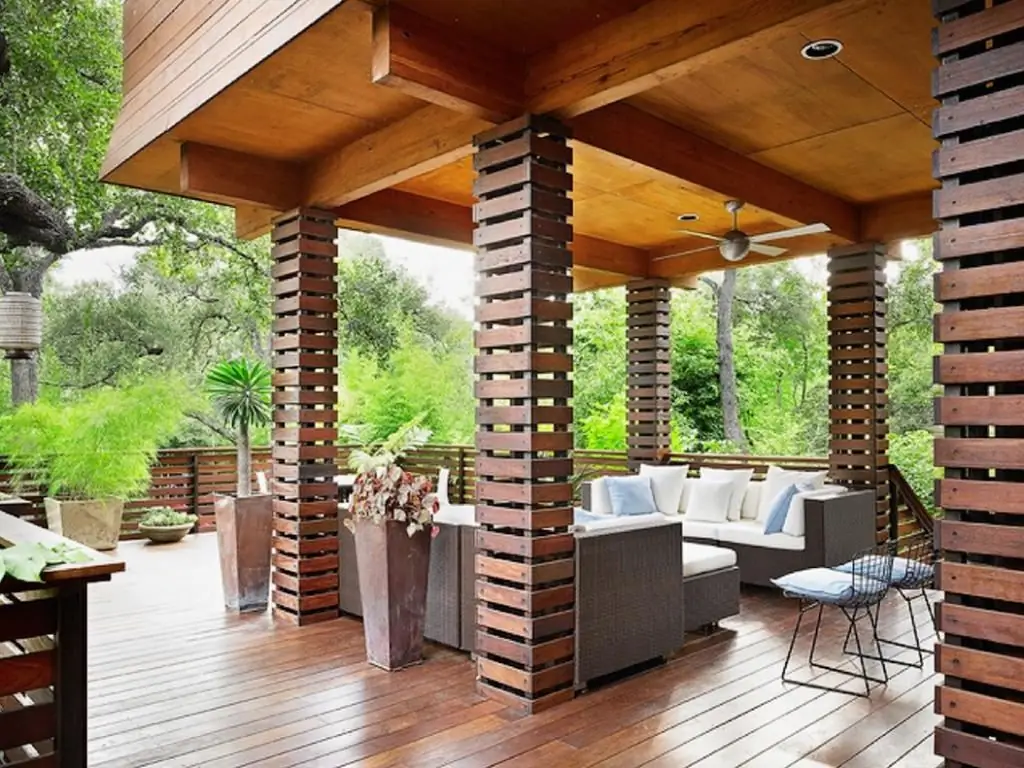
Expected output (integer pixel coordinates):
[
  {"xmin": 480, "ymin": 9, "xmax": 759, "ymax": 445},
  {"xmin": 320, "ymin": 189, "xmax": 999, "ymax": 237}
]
[{"xmin": 0, "ymin": 292, "xmax": 43, "ymax": 359}]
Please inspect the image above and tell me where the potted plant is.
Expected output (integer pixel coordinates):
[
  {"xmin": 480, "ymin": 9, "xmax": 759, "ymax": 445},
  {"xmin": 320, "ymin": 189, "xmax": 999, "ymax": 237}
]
[
  {"xmin": 206, "ymin": 359, "xmax": 273, "ymax": 612},
  {"xmin": 137, "ymin": 507, "xmax": 198, "ymax": 544},
  {"xmin": 345, "ymin": 418, "xmax": 439, "ymax": 670},
  {"xmin": 0, "ymin": 379, "xmax": 186, "ymax": 551}
]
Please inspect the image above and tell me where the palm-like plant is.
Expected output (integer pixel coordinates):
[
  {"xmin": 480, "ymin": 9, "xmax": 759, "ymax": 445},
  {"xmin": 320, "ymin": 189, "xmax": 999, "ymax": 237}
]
[{"xmin": 207, "ymin": 359, "xmax": 272, "ymax": 497}]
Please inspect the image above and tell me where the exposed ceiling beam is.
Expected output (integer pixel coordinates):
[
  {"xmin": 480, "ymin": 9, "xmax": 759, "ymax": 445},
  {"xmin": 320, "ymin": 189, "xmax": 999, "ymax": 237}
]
[
  {"xmin": 860, "ymin": 191, "xmax": 936, "ymax": 243},
  {"xmin": 303, "ymin": 105, "xmax": 490, "ymax": 209},
  {"xmin": 370, "ymin": 4, "xmax": 523, "ymax": 123},
  {"xmin": 180, "ymin": 143, "xmax": 302, "ymax": 211},
  {"xmin": 234, "ymin": 190, "xmax": 650, "ymax": 280},
  {"xmin": 334, "ymin": 189, "xmax": 475, "ymax": 249},
  {"xmin": 571, "ymin": 103, "xmax": 861, "ymax": 243},
  {"xmin": 525, "ymin": 0, "xmax": 853, "ymax": 118}
]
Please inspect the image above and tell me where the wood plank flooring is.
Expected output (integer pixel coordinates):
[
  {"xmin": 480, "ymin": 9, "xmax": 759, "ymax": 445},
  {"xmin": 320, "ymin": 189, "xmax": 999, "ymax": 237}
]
[{"xmin": 86, "ymin": 534, "xmax": 941, "ymax": 767}]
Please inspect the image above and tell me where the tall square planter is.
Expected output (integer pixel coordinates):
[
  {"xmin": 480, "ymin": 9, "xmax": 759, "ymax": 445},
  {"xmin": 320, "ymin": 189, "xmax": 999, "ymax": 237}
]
[
  {"xmin": 354, "ymin": 518, "xmax": 431, "ymax": 670},
  {"xmin": 214, "ymin": 494, "xmax": 273, "ymax": 612}
]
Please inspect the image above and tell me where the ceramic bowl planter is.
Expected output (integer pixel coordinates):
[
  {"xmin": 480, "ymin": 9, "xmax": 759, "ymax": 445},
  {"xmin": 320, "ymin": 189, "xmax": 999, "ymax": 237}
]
[
  {"xmin": 353, "ymin": 518, "xmax": 432, "ymax": 670},
  {"xmin": 44, "ymin": 497, "xmax": 124, "ymax": 551},
  {"xmin": 138, "ymin": 522, "xmax": 194, "ymax": 544},
  {"xmin": 214, "ymin": 494, "xmax": 273, "ymax": 612}
]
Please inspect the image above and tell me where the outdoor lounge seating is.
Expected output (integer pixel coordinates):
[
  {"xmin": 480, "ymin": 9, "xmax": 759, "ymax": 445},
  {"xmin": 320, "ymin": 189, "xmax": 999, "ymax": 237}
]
[
  {"xmin": 339, "ymin": 503, "xmax": 689, "ymax": 689},
  {"xmin": 583, "ymin": 471, "xmax": 876, "ymax": 587}
]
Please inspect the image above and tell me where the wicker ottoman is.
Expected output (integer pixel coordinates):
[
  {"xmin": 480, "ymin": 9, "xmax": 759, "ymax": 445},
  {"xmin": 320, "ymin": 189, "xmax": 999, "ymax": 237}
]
[{"xmin": 682, "ymin": 542, "xmax": 740, "ymax": 632}]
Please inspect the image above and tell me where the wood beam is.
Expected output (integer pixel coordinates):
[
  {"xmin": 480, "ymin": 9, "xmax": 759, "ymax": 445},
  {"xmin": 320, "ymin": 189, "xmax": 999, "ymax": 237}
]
[
  {"xmin": 303, "ymin": 106, "xmax": 490, "ymax": 210},
  {"xmin": 859, "ymin": 192, "xmax": 936, "ymax": 243},
  {"xmin": 235, "ymin": 191, "xmax": 649, "ymax": 281},
  {"xmin": 180, "ymin": 143, "xmax": 302, "ymax": 211},
  {"xmin": 333, "ymin": 190, "xmax": 474, "ymax": 249},
  {"xmin": 370, "ymin": 4, "xmax": 523, "ymax": 123},
  {"xmin": 571, "ymin": 104, "xmax": 861, "ymax": 243},
  {"xmin": 526, "ymin": 0, "xmax": 853, "ymax": 118}
]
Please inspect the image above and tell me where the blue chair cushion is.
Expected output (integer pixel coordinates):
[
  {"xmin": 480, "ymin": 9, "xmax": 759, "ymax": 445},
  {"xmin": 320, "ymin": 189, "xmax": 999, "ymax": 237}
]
[
  {"xmin": 573, "ymin": 508, "xmax": 608, "ymax": 525},
  {"xmin": 834, "ymin": 556, "xmax": 934, "ymax": 587},
  {"xmin": 772, "ymin": 567, "xmax": 888, "ymax": 604},
  {"xmin": 604, "ymin": 475, "xmax": 658, "ymax": 516}
]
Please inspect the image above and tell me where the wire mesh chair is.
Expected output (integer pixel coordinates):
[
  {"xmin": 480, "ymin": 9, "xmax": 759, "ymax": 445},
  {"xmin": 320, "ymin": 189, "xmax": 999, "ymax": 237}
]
[
  {"xmin": 778, "ymin": 540, "xmax": 896, "ymax": 697},
  {"xmin": 843, "ymin": 531, "xmax": 937, "ymax": 669}
]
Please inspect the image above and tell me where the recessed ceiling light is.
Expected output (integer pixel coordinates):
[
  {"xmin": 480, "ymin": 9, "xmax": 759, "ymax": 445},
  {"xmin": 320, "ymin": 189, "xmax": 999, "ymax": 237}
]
[
  {"xmin": 677, "ymin": 213, "xmax": 700, "ymax": 222},
  {"xmin": 801, "ymin": 39, "xmax": 843, "ymax": 60}
]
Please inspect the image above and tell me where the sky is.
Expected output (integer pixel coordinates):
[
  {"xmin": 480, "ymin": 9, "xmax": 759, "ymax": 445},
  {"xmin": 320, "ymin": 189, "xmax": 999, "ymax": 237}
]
[{"xmin": 51, "ymin": 235, "xmax": 914, "ymax": 313}]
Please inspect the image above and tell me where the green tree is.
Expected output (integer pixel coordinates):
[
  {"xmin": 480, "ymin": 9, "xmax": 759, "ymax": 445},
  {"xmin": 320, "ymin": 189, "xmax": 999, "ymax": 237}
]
[{"xmin": 0, "ymin": 0, "xmax": 268, "ymax": 404}]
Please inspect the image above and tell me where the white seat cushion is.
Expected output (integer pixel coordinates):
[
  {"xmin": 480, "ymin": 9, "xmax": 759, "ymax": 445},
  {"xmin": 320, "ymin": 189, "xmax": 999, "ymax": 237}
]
[
  {"xmin": 573, "ymin": 512, "xmax": 677, "ymax": 537},
  {"xmin": 681, "ymin": 518, "xmax": 722, "ymax": 541},
  {"xmin": 433, "ymin": 504, "xmax": 477, "ymax": 526},
  {"xmin": 683, "ymin": 542, "xmax": 737, "ymax": 577},
  {"xmin": 717, "ymin": 520, "xmax": 805, "ymax": 551}
]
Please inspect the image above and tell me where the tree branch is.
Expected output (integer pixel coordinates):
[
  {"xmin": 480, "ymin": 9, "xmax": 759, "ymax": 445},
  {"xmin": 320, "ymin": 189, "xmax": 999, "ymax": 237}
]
[
  {"xmin": 184, "ymin": 410, "xmax": 235, "ymax": 442},
  {"xmin": 0, "ymin": 173, "xmax": 76, "ymax": 254}
]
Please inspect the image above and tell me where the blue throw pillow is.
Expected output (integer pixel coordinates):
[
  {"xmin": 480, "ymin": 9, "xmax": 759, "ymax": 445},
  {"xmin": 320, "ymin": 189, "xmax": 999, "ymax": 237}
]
[
  {"xmin": 762, "ymin": 483, "xmax": 800, "ymax": 534},
  {"xmin": 604, "ymin": 476, "xmax": 658, "ymax": 516},
  {"xmin": 573, "ymin": 508, "xmax": 608, "ymax": 525}
]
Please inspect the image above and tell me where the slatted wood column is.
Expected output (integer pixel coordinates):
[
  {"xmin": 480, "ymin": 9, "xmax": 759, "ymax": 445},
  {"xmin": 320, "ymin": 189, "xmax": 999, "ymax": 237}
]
[
  {"xmin": 626, "ymin": 279, "xmax": 672, "ymax": 469},
  {"xmin": 472, "ymin": 115, "xmax": 576, "ymax": 714},
  {"xmin": 932, "ymin": 4, "xmax": 1024, "ymax": 766},
  {"xmin": 270, "ymin": 208, "xmax": 340, "ymax": 626},
  {"xmin": 827, "ymin": 243, "xmax": 889, "ymax": 542}
]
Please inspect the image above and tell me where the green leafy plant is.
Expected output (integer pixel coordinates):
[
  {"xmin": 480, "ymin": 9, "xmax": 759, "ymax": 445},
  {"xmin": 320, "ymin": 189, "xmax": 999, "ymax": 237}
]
[
  {"xmin": 138, "ymin": 507, "xmax": 198, "ymax": 527},
  {"xmin": 0, "ymin": 542, "xmax": 91, "ymax": 584},
  {"xmin": 0, "ymin": 378, "xmax": 188, "ymax": 500},
  {"xmin": 345, "ymin": 416, "xmax": 437, "ymax": 537},
  {"xmin": 347, "ymin": 414, "xmax": 431, "ymax": 475},
  {"xmin": 206, "ymin": 359, "xmax": 272, "ymax": 498}
]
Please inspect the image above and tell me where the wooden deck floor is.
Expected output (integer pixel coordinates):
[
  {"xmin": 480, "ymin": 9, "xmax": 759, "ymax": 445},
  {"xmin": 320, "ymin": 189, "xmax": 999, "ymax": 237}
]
[{"xmin": 87, "ymin": 534, "xmax": 941, "ymax": 768}]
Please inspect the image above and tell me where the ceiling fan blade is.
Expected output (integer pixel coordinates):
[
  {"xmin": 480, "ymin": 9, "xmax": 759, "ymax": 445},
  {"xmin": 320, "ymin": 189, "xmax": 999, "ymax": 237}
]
[
  {"xmin": 652, "ymin": 245, "xmax": 719, "ymax": 261},
  {"xmin": 749, "ymin": 222, "xmax": 831, "ymax": 243},
  {"xmin": 749, "ymin": 243, "xmax": 788, "ymax": 257},
  {"xmin": 674, "ymin": 229, "xmax": 724, "ymax": 242}
]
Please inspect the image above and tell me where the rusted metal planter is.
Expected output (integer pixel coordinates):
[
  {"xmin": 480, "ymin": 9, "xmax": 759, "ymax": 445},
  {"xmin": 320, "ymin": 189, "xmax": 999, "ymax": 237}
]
[
  {"xmin": 214, "ymin": 494, "xmax": 273, "ymax": 612},
  {"xmin": 353, "ymin": 518, "xmax": 431, "ymax": 670}
]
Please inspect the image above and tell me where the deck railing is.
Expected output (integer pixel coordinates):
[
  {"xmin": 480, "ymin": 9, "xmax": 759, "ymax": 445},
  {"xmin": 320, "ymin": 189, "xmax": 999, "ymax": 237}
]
[{"xmin": 0, "ymin": 445, "xmax": 930, "ymax": 542}]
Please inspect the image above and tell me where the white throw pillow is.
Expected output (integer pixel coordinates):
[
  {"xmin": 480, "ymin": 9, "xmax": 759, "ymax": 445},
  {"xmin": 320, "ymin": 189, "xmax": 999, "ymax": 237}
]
[
  {"xmin": 699, "ymin": 467, "xmax": 754, "ymax": 521},
  {"xmin": 684, "ymin": 479, "xmax": 734, "ymax": 523},
  {"xmin": 589, "ymin": 477, "xmax": 613, "ymax": 515},
  {"xmin": 639, "ymin": 464, "xmax": 689, "ymax": 516},
  {"xmin": 740, "ymin": 481, "xmax": 762, "ymax": 520},
  {"xmin": 758, "ymin": 466, "xmax": 827, "ymax": 522}
]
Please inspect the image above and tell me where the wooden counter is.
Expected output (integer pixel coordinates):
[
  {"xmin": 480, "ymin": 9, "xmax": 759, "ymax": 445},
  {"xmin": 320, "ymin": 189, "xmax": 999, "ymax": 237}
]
[{"xmin": 0, "ymin": 511, "xmax": 125, "ymax": 767}]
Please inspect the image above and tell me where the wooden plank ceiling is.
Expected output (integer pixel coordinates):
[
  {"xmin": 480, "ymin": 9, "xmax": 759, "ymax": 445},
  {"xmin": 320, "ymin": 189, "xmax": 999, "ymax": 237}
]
[{"xmin": 104, "ymin": 0, "xmax": 938, "ymax": 290}]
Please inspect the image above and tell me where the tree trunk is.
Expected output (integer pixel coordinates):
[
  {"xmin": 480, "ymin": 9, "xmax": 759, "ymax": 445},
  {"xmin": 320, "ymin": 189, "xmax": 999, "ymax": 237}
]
[
  {"xmin": 10, "ymin": 355, "xmax": 38, "ymax": 405},
  {"xmin": 237, "ymin": 427, "xmax": 252, "ymax": 498},
  {"xmin": 716, "ymin": 270, "xmax": 749, "ymax": 452}
]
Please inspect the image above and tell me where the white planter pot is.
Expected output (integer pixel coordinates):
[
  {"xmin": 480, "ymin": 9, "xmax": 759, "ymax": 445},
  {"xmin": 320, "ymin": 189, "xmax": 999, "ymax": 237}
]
[{"xmin": 44, "ymin": 498, "xmax": 124, "ymax": 551}]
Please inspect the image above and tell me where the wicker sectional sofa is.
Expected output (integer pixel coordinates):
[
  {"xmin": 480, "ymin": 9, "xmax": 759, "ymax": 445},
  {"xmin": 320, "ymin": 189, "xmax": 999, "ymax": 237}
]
[{"xmin": 338, "ymin": 508, "xmax": 694, "ymax": 689}]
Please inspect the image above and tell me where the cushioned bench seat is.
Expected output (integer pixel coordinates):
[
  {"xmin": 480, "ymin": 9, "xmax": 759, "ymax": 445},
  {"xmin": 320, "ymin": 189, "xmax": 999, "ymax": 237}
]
[{"xmin": 682, "ymin": 542, "xmax": 740, "ymax": 632}]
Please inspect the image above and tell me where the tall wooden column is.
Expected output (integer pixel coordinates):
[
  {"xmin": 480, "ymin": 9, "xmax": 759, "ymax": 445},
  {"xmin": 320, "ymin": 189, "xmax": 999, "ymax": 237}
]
[
  {"xmin": 270, "ymin": 208, "xmax": 340, "ymax": 626},
  {"xmin": 827, "ymin": 243, "xmax": 889, "ymax": 542},
  {"xmin": 626, "ymin": 279, "xmax": 672, "ymax": 469},
  {"xmin": 932, "ymin": 4, "xmax": 1024, "ymax": 766},
  {"xmin": 472, "ymin": 115, "xmax": 576, "ymax": 713}
]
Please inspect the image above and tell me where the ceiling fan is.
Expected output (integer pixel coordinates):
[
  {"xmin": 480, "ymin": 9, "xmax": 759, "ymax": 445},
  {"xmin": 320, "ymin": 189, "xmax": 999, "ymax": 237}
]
[{"xmin": 654, "ymin": 200, "xmax": 831, "ymax": 263}]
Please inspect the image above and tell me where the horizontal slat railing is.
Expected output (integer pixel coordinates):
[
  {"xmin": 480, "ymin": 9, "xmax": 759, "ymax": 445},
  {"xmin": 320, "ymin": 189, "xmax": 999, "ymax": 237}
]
[{"xmin": 1, "ymin": 445, "xmax": 929, "ymax": 541}]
